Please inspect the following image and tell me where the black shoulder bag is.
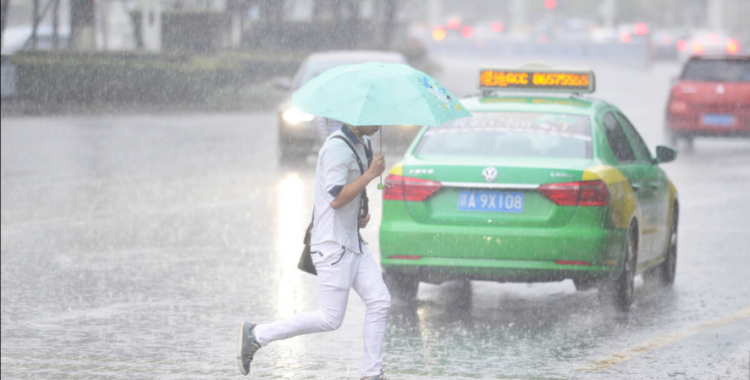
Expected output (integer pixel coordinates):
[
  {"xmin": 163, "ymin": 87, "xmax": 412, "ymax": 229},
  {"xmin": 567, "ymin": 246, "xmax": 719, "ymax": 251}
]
[{"xmin": 297, "ymin": 136, "xmax": 369, "ymax": 275}]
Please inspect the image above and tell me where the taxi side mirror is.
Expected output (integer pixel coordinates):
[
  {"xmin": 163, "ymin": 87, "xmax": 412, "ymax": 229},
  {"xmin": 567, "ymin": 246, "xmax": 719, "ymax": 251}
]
[{"xmin": 655, "ymin": 145, "xmax": 677, "ymax": 164}]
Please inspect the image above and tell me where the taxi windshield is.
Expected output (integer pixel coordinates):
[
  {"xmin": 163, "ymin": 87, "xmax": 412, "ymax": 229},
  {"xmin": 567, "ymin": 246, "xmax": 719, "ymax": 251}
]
[{"xmin": 415, "ymin": 111, "xmax": 592, "ymax": 159}]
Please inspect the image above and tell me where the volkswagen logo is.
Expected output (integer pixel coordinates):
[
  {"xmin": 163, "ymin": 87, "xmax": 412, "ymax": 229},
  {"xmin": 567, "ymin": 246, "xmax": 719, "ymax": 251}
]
[{"xmin": 482, "ymin": 167, "xmax": 498, "ymax": 183}]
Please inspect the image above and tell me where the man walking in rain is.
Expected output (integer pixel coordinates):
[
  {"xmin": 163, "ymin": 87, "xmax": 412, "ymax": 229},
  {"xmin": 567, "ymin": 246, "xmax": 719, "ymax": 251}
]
[{"xmin": 237, "ymin": 123, "xmax": 390, "ymax": 380}]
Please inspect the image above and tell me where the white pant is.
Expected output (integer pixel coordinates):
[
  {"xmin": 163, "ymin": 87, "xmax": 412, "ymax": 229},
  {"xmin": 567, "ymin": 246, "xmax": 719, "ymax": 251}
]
[{"xmin": 253, "ymin": 245, "xmax": 391, "ymax": 378}]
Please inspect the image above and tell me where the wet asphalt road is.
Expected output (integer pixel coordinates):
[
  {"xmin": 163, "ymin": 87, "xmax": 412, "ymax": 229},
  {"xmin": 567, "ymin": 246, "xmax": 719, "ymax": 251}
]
[{"xmin": 2, "ymin": 59, "xmax": 750, "ymax": 380}]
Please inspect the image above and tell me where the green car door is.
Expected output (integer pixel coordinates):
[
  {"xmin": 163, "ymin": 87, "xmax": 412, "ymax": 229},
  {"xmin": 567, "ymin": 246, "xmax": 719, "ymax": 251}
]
[
  {"xmin": 600, "ymin": 110, "xmax": 665, "ymax": 265},
  {"xmin": 615, "ymin": 111, "xmax": 671, "ymax": 264}
]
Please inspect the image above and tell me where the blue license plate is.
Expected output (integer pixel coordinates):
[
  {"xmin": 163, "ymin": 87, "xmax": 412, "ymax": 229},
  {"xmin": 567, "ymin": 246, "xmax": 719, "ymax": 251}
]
[
  {"xmin": 458, "ymin": 191, "xmax": 524, "ymax": 213},
  {"xmin": 702, "ymin": 114, "xmax": 735, "ymax": 127}
]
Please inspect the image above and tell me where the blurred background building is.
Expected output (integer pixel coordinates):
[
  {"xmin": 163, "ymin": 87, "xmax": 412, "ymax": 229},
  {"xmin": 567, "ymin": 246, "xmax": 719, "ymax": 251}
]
[
  {"xmin": 2, "ymin": 0, "xmax": 748, "ymax": 55},
  {"xmin": 1, "ymin": 0, "xmax": 748, "ymax": 110}
]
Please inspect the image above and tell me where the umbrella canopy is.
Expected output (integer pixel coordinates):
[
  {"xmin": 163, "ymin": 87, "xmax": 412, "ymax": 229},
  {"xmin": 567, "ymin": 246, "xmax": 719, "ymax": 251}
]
[{"xmin": 292, "ymin": 62, "xmax": 471, "ymax": 127}]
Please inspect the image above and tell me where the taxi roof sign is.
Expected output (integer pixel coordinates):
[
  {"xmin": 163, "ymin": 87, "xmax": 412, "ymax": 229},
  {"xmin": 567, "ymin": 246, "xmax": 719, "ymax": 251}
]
[{"xmin": 479, "ymin": 68, "xmax": 596, "ymax": 94}]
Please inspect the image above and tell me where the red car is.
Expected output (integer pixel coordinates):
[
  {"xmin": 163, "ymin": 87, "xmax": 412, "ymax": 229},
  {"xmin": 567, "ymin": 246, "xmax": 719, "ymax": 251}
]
[{"xmin": 666, "ymin": 56, "xmax": 750, "ymax": 148}]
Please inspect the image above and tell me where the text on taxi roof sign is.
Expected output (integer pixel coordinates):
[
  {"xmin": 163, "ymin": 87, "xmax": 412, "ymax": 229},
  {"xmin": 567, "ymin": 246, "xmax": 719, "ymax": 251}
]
[{"xmin": 479, "ymin": 68, "xmax": 595, "ymax": 93}]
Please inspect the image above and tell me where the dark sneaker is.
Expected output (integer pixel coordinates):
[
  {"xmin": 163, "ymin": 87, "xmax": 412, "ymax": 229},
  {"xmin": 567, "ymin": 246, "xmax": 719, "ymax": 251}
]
[
  {"xmin": 236, "ymin": 322, "xmax": 261, "ymax": 375},
  {"xmin": 361, "ymin": 372, "xmax": 389, "ymax": 380}
]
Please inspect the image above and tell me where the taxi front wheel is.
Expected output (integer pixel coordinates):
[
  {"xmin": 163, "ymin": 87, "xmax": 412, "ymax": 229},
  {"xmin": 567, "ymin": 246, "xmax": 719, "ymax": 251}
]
[
  {"xmin": 646, "ymin": 205, "xmax": 678, "ymax": 287},
  {"xmin": 599, "ymin": 223, "xmax": 638, "ymax": 312},
  {"xmin": 659, "ymin": 211, "xmax": 678, "ymax": 285}
]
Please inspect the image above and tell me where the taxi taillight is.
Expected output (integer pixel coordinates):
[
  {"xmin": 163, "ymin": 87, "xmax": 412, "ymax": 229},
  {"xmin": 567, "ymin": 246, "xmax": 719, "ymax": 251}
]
[
  {"xmin": 539, "ymin": 180, "xmax": 609, "ymax": 206},
  {"xmin": 383, "ymin": 174, "xmax": 442, "ymax": 202}
]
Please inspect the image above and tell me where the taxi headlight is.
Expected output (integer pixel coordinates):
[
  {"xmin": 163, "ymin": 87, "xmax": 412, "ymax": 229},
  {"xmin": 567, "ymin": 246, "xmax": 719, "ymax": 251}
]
[{"xmin": 282, "ymin": 108, "xmax": 315, "ymax": 124}]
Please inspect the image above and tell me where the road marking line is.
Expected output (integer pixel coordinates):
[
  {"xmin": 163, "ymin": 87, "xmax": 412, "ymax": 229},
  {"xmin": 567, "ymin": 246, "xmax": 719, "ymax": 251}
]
[{"xmin": 577, "ymin": 306, "xmax": 750, "ymax": 372}]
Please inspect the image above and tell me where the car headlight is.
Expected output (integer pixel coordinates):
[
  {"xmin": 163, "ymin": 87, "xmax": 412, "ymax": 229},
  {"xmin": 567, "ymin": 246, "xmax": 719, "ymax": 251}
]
[{"xmin": 282, "ymin": 108, "xmax": 315, "ymax": 124}]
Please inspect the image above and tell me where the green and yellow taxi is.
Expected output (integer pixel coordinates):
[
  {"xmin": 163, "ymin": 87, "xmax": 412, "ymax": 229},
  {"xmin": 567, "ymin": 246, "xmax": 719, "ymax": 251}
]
[{"xmin": 379, "ymin": 67, "xmax": 679, "ymax": 311}]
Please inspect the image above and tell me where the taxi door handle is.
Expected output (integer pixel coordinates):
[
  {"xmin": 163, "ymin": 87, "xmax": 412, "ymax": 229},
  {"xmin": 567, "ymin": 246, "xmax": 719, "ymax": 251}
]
[
  {"xmin": 649, "ymin": 182, "xmax": 661, "ymax": 189},
  {"xmin": 631, "ymin": 183, "xmax": 642, "ymax": 191}
]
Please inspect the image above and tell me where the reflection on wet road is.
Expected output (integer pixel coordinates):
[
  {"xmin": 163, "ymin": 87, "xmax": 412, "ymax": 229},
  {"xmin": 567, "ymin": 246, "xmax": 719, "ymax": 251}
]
[{"xmin": 2, "ymin": 63, "xmax": 750, "ymax": 379}]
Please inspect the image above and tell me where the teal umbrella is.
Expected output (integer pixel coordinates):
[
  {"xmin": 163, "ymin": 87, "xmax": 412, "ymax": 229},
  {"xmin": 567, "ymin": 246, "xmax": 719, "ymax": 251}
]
[{"xmin": 292, "ymin": 62, "xmax": 471, "ymax": 127}]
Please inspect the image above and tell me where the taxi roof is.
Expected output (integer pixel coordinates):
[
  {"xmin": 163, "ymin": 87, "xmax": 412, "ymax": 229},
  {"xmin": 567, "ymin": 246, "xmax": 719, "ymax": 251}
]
[{"xmin": 459, "ymin": 95, "xmax": 610, "ymax": 116}]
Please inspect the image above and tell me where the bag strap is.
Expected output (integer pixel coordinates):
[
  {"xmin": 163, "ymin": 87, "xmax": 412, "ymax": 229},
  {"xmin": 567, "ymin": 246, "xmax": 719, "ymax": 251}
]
[
  {"xmin": 366, "ymin": 139, "xmax": 373, "ymax": 167},
  {"xmin": 332, "ymin": 135, "xmax": 366, "ymax": 175},
  {"xmin": 331, "ymin": 135, "xmax": 369, "ymax": 217},
  {"xmin": 330, "ymin": 135, "xmax": 370, "ymax": 252}
]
